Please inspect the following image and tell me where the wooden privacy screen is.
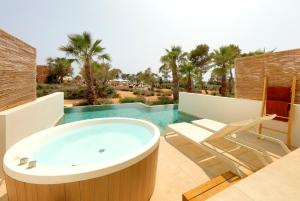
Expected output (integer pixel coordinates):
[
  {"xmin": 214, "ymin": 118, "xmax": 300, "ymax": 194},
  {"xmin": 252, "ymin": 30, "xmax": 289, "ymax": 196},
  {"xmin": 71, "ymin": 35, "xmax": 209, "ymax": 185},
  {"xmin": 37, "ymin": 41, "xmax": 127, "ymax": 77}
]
[
  {"xmin": 0, "ymin": 29, "xmax": 36, "ymax": 111},
  {"xmin": 235, "ymin": 49, "xmax": 300, "ymax": 104}
]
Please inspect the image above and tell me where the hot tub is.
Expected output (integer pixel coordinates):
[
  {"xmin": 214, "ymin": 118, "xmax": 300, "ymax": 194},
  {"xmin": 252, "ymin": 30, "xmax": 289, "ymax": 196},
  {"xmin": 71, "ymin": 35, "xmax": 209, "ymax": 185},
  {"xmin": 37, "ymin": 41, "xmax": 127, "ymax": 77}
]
[{"xmin": 4, "ymin": 118, "xmax": 160, "ymax": 201}]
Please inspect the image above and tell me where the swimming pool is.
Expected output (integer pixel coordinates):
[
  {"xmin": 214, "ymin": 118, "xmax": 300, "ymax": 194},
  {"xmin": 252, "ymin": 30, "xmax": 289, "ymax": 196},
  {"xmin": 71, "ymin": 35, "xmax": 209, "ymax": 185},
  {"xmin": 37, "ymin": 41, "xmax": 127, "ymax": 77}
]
[{"xmin": 58, "ymin": 103, "xmax": 197, "ymax": 132}]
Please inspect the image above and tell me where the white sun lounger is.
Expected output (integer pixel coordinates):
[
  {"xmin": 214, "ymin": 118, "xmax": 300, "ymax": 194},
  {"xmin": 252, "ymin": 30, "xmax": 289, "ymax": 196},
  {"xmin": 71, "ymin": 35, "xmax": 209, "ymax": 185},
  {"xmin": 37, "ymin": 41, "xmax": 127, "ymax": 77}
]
[
  {"xmin": 166, "ymin": 115, "xmax": 282, "ymax": 177},
  {"xmin": 192, "ymin": 116, "xmax": 291, "ymax": 154},
  {"xmin": 192, "ymin": 119, "xmax": 226, "ymax": 131}
]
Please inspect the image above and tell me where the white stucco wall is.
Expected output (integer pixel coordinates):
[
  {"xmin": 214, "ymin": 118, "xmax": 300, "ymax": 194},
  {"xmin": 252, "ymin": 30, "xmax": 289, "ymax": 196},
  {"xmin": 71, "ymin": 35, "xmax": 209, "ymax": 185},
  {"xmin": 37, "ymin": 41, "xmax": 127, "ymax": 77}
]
[
  {"xmin": 179, "ymin": 92, "xmax": 300, "ymax": 147},
  {"xmin": 0, "ymin": 92, "xmax": 64, "ymax": 149},
  {"xmin": 0, "ymin": 92, "xmax": 64, "ymax": 178}
]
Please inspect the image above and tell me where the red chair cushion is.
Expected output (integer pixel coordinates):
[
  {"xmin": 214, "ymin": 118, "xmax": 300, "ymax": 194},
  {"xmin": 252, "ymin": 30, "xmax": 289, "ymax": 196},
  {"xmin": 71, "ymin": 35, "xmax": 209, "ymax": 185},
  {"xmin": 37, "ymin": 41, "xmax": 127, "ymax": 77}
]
[
  {"xmin": 267, "ymin": 87, "xmax": 291, "ymax": 102},
  {"xmin": 266, "ymin": 100, "xmax": 290, "ymax": 122}
]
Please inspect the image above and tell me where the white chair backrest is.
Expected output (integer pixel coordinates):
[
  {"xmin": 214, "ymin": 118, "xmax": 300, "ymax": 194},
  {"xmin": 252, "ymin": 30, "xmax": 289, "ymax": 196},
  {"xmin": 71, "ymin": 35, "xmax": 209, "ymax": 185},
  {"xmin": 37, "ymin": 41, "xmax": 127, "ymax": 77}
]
[{"xmin": 206, "ymin": 114, "xmax": 276, "ymax": 141}]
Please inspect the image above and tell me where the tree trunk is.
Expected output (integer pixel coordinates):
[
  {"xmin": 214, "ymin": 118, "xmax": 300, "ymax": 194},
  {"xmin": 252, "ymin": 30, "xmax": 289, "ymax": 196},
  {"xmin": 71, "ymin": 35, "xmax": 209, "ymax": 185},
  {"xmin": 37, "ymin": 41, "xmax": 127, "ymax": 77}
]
[
  {"xmin": 84, "ymin": 63, "xmax": 96, "ymax": 104},
  {"xmin": 187, "ymin": 72, "xmax": 192, "ymax": 92},
  {"xmin": 228, "ymin": 68, "xmax": 234, "ymax": 95},
  {"xmin": 171, "ymin": 66, "xmax": 179, "ymax": 101},
  {"xmin": 221, "ymin": 63, "xmax": 227, "ymax": 96},
  {"xmin": 199, "ymin": 70, "xmax": 204, "ymax": 90},
  {"xmin": 59, "ymin": 76, "xmax": 63, "ymax": 84},
  {"xmin": 94, "ymin": 80, "xmax": 102, "ymax": 97}
]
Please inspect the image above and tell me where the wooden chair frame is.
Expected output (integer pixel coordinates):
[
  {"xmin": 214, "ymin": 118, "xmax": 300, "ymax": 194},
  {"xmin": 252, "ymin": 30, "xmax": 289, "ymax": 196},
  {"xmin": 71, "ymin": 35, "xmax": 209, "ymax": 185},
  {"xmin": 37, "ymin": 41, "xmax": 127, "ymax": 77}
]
[{"xmin": 258, "ymin": 76, "xmax": 297, "ymax": 149}]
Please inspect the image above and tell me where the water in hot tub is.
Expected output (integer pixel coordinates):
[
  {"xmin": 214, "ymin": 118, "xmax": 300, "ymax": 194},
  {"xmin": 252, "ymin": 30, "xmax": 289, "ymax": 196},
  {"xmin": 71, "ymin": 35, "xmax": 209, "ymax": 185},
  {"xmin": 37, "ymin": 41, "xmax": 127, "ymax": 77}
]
[{"xmin": 32, "ymin": 122, "xmax": 153, "ymax": 166}]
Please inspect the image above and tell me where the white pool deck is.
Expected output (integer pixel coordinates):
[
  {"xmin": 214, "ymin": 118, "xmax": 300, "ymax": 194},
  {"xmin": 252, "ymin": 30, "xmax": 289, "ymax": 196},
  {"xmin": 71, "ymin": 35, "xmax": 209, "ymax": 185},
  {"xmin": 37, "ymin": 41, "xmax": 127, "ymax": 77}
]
[{"xmin": 0, "ymin": 135, "xmax": 297, "ymax": 201}]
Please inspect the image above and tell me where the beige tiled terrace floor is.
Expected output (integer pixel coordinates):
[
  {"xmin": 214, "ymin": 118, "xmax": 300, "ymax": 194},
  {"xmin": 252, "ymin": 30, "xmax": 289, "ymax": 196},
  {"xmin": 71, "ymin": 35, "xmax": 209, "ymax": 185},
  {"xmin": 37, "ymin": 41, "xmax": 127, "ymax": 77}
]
[
  {"xmin": 151, "ymin": 134, "xmax": 287, "ymax": 201},
  {"xmin": 0, "ymin": 135, "xmax": 287, "ymax": 201}
]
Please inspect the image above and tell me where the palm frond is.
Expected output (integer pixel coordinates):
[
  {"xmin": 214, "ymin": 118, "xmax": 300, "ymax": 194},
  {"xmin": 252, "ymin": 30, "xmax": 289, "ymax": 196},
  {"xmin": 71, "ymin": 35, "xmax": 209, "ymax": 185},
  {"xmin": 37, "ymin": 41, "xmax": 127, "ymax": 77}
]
[{"xmin": 99, "ymin": 53, "xmax": 111, "ymax": 62}]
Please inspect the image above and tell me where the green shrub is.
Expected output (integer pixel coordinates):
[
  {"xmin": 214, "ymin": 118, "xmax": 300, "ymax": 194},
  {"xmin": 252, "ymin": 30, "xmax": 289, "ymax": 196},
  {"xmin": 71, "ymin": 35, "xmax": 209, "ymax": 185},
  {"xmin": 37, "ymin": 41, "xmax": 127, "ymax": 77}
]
[
  {"xmin": 73, "ymin": 99, "xmax": 113, "ymax": 106},
  {"xmin": 36, "ymin": 83, "xmax": 87, "ymax": 99},
  {"xmin": 95, "ymin": 99, "xmax": 113, "ymax": 105},
  {"xmin": 104, "ymin": 85, "xmax": 115, "ymax": 95},
  {"xmin": 63, "ymin": 87, "xmax": 86, "ymax": 99},
  {"xmin": 112, "ymin": 93, "xmax": 120, "ymax": 98},
  {"xmin": 116, "ymin": 86, "xmax": 131, "ymax": 91},
  {"xmin": 119, "ymin": 96, "xmax": 146, "ymax": 103},
  {"xmin": 160, "ymin": 83, "xmax": 172, "ymax": 89},
  {"xmin": 149, "ymin": 96, "xmax": 175, "ymax": 105},
  {"xmin": 162, "ymin": 91, "xmax": 172, "ymax": 96},
  {"xmin": 73, "ymin": 100, "xmax": 89, "ymax": 106},
  {"xmin": 36, "ymin": 84, "xmax": 43, "ymax": 90},
  {"xmin": 132, "ymin": 89, "xmax": 154, "ymax": 96},
  {"xmin": 145, "ymin": 91, "xmax": 154, "ymax": 96},
  {"xmin": 37, "ymin": 89, "xmax": 51, "ymax": 97},
  {"xmin": 99, "ymin": 85, "xmax": 118, "ymax": 98},
  {"xmin": 132, "ymin": 89, "xmax": 139, "ymax": 95}
]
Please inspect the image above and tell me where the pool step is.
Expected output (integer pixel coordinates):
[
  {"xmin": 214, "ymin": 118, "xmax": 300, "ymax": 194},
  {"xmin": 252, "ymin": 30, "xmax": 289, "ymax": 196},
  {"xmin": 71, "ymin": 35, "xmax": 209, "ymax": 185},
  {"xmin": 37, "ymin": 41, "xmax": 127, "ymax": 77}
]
[{"xmin": 182, "ymin": 171, "xmax": 240, "ymax": 201}]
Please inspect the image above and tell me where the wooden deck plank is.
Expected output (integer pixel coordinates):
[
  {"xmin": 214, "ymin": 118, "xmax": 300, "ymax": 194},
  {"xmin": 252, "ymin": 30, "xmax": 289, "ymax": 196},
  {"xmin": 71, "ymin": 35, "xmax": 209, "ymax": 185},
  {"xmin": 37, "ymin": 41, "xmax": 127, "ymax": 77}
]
[{"xmin": 183, "ymin": 172, "xmax": 240, "ymax": 201}]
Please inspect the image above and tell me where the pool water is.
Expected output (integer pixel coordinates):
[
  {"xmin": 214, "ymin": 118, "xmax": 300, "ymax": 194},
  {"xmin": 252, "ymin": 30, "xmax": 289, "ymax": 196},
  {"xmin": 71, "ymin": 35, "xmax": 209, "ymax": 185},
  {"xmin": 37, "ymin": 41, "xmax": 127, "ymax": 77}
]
[
  {"xmin": 33, "ymin": 122, "xmax": 153, "ymax": 166},
  {"xmin": 58, "ymin": 103, "xmax": 197, "ymax": 133}
]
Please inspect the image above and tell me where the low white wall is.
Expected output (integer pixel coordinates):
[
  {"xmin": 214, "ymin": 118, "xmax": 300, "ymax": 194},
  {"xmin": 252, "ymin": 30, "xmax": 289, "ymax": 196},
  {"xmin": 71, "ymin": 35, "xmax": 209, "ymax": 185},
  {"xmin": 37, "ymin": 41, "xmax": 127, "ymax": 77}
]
[
  {"xmin": 0, "ymin": 92, "xmax": 64, "ymax": 178},
  {"xmin": 179, "ymin": 92, "xmax": 300, "ymax": 147}
]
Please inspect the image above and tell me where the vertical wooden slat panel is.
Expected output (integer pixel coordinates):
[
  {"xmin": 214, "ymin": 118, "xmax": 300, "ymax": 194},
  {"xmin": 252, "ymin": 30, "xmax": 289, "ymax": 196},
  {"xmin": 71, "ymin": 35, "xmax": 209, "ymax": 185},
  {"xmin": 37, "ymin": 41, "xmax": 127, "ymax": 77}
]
[
  {"xmin": 108, "ymin": 171, "xmax": 121, "ymax": 201},
  {"xmin": 5, "ymin": 175, "xmax": 18, "ymax": 201},
  {"xmin": 36, "ymin": 185, "xmax": 51, "ymax": 201},
  {"xmin": 119, "ymin": 168, "xmax": 131, "ymax": 201},
  {"xmin": 137, "ymin": 155, "xmax": 147, "ymax": 200},
  {"xmin": 80, "ymin": 179, "xmax": 96, "ymax": 201},
  {"xmin": 24, "ymin": 183, "xmax": 38, "ymax": 201},
  {"xmin": 144, "ymin": 150, "xmax": 153, "ymax": 200},
  {"xmin": 151, "ymin": 148, "xmax": 159, "ymax": 194},
  {"xmin": 65, "ymin": 182, "xmax": 81, "ymax": 201},
  {"xmin": 94, "ymin": 175, "xmax": 109, "ymax": 201},
  {"xmin": 129, "ymin": 162, "xmax": 139, "ymax": 201},
  {"xmin": 15, "ymin": 182, "xmax": 26, "ymax": 201},
  {"xmin": 50, "ymin": 184, "xmax": 66, "ymax": 201}
]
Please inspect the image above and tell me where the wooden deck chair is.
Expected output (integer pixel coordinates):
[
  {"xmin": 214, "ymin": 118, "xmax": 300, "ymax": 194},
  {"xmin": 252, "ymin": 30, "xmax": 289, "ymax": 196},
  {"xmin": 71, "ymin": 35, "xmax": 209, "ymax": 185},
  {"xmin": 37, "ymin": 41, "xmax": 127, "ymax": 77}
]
[
  {"xmin": 166, "ymin": 115, "xmax": 276, "ymax": 177},
  {"xmin": 259, "ymin": 76, "xmax": 297, "ymax": 149}
]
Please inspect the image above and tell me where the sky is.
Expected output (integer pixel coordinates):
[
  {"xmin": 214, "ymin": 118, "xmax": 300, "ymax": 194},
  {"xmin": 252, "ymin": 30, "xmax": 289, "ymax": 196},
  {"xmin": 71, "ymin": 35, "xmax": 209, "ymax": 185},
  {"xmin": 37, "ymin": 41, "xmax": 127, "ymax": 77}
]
[{"xmin": 1, "ymin": 0, "xmax": 300, "ymax": 76}]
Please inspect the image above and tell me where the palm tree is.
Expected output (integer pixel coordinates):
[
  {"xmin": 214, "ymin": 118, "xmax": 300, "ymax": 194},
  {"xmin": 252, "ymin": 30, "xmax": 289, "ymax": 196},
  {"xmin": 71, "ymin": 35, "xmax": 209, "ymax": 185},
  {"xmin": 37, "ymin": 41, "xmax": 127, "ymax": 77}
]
[
  {"xmin": 180, "ymin": 62, "xmax": 195, "ymax": 92},
  {"xmin": 160, "ymin": 46, "xmax": 187, "ymax": 100},
  {"xmin": 159, "ymin": 64, "xmax": 171, "ymax": 81},
  {"xmin": 211, "ymin": 45, "xmax": 240, "ymax": 96},
  {"xmin": 59, "ymin": 32, "xmax": 107, "ymax": 104},
  {"xmin": 98, "ymin": 53, "xmax": 111, "ymax": 63},
  {"xmin": 189, "ymin": 44, "xmax": 211, "ymax": 89},
  {"xmin": 227, "ymin": 45, "xmax": 241, "ymax": 94}
]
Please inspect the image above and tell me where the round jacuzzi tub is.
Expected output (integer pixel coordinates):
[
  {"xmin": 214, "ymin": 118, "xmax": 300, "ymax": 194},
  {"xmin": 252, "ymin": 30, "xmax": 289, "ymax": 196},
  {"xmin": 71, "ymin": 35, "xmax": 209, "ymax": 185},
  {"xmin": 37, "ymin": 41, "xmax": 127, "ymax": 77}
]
[{"xmin": 4, "ymin": 118, "xmax": 160, "ymax": 201}]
